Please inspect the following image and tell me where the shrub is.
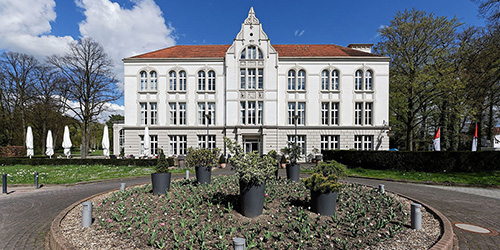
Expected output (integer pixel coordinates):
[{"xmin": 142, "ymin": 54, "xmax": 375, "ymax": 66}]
[
  {"xmin": 314, "ymin": 160, "xmax": 348, "ymax": 179},
  {"xmin": 155, "ymin": 149, "xmax": 170, "ymax": 173},
  {"xmin": 303, "ymin": 173, "xmax": 343, "ymax": 193},
  {"xmin": 280, "ymin": 142, "xmax": 302, "ymax": 165},
  {"xmin": 186, "ymin": 147, "xmax": 220, "ymax": 169},
  {"xmin": 225, "ymin": 137, "xmax": 275, "ymax": 185},
  {"xmin": 0, "ymin": 146, "xmax": 25, "ymax": 157},
  {"xmin": 0, "ymin": 157, "xmax": 174, "ymax": 167},
  {"xmin": 218, "ymin": 154, "xmax": 226, "ymax": 164}
]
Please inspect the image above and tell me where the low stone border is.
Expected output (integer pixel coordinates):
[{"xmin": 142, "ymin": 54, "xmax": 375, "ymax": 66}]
[{"xmin": 47, "ymin": 182, "xmax": 457, "ymax": 250}]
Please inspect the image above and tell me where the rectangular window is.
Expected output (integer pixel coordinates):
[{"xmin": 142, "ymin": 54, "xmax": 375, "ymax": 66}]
[
  {"xmin": 198, "ymin": 102, "xmax": 215, "ymax": 125},
  {"xmin": 248, "ymin": 69, "xmax": 256, "ymax": 89},
  {"xmin": 354, "ymin": 135, "xmax": 373, "ymax": 150},
  {"xmin": 287, "ymin": 135, "xmax": 306, "ymax": 155},
  {"xmin": 179, "ymin": 103, "xmax": 186, "ymax": 125},
  {"xmin": 169, "ymin": 103, "xmax": 177, "ymax": 125},
  {"xmin": 140, "ymin": 102, "xmax": 147, "ymax": 125},
  {"xmin": 198, "ymin": 103, "xmax": 205, "ymax": 125},
  {"xmin": 258, "ymin": 69, "xmax": 263, "ymax": 89},
  {"xmin": 119, "ymin": 129, "xmax": 125, "ymax": 153},
  {"xmin": 150, "ymin": 103, "xmax": 157, "ymax": 125},
  {"xmin": 365, "ymin": 102, "xmax": 373, "ymax": 125},
  {"xmin": 240, "ymin": 69, "xmax": 246, "ymax": 89},
  {"xmin": 321, "ymin": 135, "xmax": 340, "ymax": 151},
  {"xmin": 198, "ymin": 135, "xmax": 216, "ymax": 149},
  {"xmin": 179, "ymin": 135, "xmax": 187, "ymax": 155},
  {"xmin": 257, "ymin": 101, "xmax": 263, "ymax": 124},
  {"xmin": 240, "ymin": 102, "xmax": 246, "ymax": 124},
  {"xmin": 321, "ymin": 103, "xmax": 329, "ymax": 125},
  {"xmin": 354, "ymin": 135, "xmax": 362, "ymax": 150},
  {"xmin": 288, "ymin": 102, "xmax": 295, "ymax": 125},
  {"xmin": 331, "ymin": 102, "xmax": 339, "ymax": 125},
  {"xmin": 355, "ymin": 102, "xmax": 363, "ymax": 125},
  {"xmin": 248, "ymin": 101, "xmax": 256, "ymax": 124},
  {"xmin": 297, "ymin": 102, "xmax": 305, "ymax": 125},
  {"xmin": 150, "ymin": 135, "xmax": 158, "ymax": 155},
  {"xmin": 169, "ymin": 135, "xmax": 177, "ymax": 155},
  {"xmin": 169, "ymin": 135, "xmax": 187, "ymax": 155},
  {"xmin": 240, "ymin": 101, "xmax": 263, "ymax": 125}
]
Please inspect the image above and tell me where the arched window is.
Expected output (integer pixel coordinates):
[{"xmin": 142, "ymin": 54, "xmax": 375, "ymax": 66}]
[
  {"xmin": 365, "ymin": 70, "xmax": 373, "ymax": 90},
  {"xmin": 198, "ymin": 71, "xmax": 206, "ymax": 91},
  {"xmin": 169, "ymin": 71, "xmax": 176, "ymax": 91},
  {"xmin": 240, "ymin": 46, "xmax": 263, "ymax": 60},
  {"xmin": 355, "ymin": 70, "xmax": 363, "ymax": 90},
  {"xmin": 321, "ymin": 70, "xmax": 329, "ymax": 90},
  {"xmin": 179, "ymin": 71, "xmax": 186, "ymax": 91},
  {"xmin": 140, "ymin": 71, "xmax": 147, "ymax": 91},
  {"xmin": 149, "ymin": 71, "xmax": 157, "ymax": 90},
  {"xmin": 332, "ymin": 70, "xmax": 339, "ymax": 90},
  {"xmin": 208, "ymin": 71, "xmax": 216, "ymax": 91},
  {"xmin": 287, "ymin": 70, "xmax": 296, "ymax": 90},
  {"xmin": 298, "ymin": 70, "xmax": 306, "ymax": 90}
]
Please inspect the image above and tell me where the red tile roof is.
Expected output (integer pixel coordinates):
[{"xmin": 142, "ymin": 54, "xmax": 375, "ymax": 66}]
[{"xmin": 128, "ymin": 44, "xmax": 382, "ymax": 59}]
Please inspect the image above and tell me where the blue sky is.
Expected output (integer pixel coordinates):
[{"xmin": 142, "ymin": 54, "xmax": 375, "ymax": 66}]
[{"xmin": 0, "ymin": 0, "xmax": 487, "ymax": 116}]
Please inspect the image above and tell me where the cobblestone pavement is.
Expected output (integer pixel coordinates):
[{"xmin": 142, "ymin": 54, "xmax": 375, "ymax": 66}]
[{"xmin": 0, "ymin": 169, "xmax": 498, "ymax": 249}]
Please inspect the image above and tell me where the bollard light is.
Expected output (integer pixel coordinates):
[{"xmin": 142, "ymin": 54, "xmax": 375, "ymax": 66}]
[
  {"xmin": 233, "ymin": 237, "xmax": 245, "ymax": 250},
  {"xmin": 2, "ymin": 174, "xmax": 7, "ymax": 194},
  {"xmin": 35, "ymin": 172, "xmax": 39, "ymax": 189},
  {"xmin": 120, "ymin": 183, "xmax": 126, "ymax": 192},
  {"xmin": 411, "ymin": 203, "xmax": 422, "ymax": 230},
  {"xmin": 185, "ymin": 170, "xmax": 189, "ymax": 180},
  {"xmin": 82, "ymin": 201, "xmax": 93, "ymax": 227},
  {"xmin": 379, "ymin": 184, "xmax": 385, "ymax": 194}
]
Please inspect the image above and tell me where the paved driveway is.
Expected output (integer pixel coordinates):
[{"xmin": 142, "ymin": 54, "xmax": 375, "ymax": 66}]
[{"xmin": 0, "ymin": 170, "xmax": 498, "ymax": 249}]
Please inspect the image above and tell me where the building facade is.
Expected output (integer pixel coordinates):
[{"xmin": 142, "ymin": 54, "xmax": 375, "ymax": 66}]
[{"xmin": 113, "ymin": 8, "xmax": 390, "ymax": 158}]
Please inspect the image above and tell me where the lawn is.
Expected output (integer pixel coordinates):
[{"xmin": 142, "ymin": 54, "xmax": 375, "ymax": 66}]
[
  {"xmin": 0, "ymin": 165, "xmax": 188, "ymax": 185},
  {"xmin": 346, "ymin": 168, "xmax": 500, "ymax": 186}
]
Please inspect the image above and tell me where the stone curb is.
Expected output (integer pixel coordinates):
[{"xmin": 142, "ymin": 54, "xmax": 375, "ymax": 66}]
[
  {"xmin": 346, "ymin": 175, "xmax": 500, "ymax": 189},
  {"xmin": 47, "ymin": 176, "xmax": 456, "ymax": 250}
]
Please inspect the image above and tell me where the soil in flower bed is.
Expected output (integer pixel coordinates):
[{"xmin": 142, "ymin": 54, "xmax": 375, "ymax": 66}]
[{"xmin": 79, "ymin": 176, "xmax": 430, "ymax": 249}]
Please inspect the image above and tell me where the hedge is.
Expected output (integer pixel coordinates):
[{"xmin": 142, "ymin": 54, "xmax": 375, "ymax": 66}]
[
  {"xmin": 0, "ymin": 146, "xmax": 25, "ymax": 157},
  {"xmin": 322, "ymin": 150, "xmax": 500, "ymax": 173},
  {"xmin": 0, "ymin": 157, "xmax": 175, "ymax": 167}
]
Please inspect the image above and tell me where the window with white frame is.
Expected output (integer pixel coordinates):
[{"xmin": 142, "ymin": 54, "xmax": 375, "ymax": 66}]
[
  {"xmin": 198, "ymin": 102, "xmax": 215, "ymax": 125},
  {"xmin": 168, "ymin": 70, "xmax": 187, "ymax": 91},
  {"xmin": 140, "ymin": 71, "xmax": 147, "ymax": 91},
  {"xmin": 150, "ymin": 135, "xmax": 158, "ymax": 155},
  {"xmin": 179, "ymin": 71, "xmax": 186, "ymax": 91},
  {"xmin": 321, "ymin": 69, "xmax": 340, "ymax": 91},
  {"xmin": 288, "ymin": 69, "xmax": 306, "ymax": 91},
  {"xmin": 355, "ymin": 102, "xmax": 373, "ymax": 125},
  {"xmin": 169, "ymin": 135, "xmax": 187, "ymax": 155},
  {"xmin": 355, "ymin": 69, "xmax": 374, "ymax": 91},
  {"xmin": 240, "ymin": 46, "xmax": 263, "ymax": 60},
  {"xmin": 169, "ymin": 102, "xmax": 187, "ymax": 125},
  {"xmin": 198, "ymin": 135, "xmax": 216, "ymax": 149},
  {"xmin": 169, "ymin": 71, "xmax": 176, "ymax": 91},
  {"xmin": 287, "ymin": 135, "xmax": 306, "ymax": 155},
  {"xmin": 354, "ymin": 135, "xmax": 373, "ymax": 150},
  {"xmin": 119, "ymin": 129, "xmax": 125, "ymax": 153},
  {"xmin": 150, "ymin": 103, "xmax": 157, "ymax": 125},
  {"xmin": 240, "ymin": 101, "xmax": 263, "ymax": 125},
  {"xmin": 198, "ymin": 70, "xmax": 215, "ymax": 91},
  {"xmin": 240, "ymin": 68, "xmax": 263, "ymax": 89},
  {"xmin": 140, "ymin": 102, "xmax": 147, "ymax": 125},
  {"xmin": 321, "ymin": 102, "xmax": 339, "ymax": 125},
  {"xmin": 208, "ymin": 71, "xmax": 216, "ymax": 91},
  {"xmin": 150, "ymin": 71, "xmax": 157, "ymax": 91},
  {"xmin": 198, "ymin": 71, "xmax": 206, "ymax": 91},
  {"xmin": 321, "ymin": 135, "xmax": 340, "ymax": 151},
  {"xmin": 288, "ymin": 102, "xmax": 306, "ymax": 125}
]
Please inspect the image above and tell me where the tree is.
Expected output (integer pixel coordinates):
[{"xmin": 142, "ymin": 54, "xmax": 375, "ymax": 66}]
[
  {"xmin": 48, "ymin": 37, "xmax": 121, "ymax": 158},
  {"xmin": 475, "ymin": 0, "xmax": 500, "ymax": 24},
  {"xmin": 0, "ymin": 52, "xmax": 39, "ymax": 146},
  {"xmin": 374, "ymin": 9, "xmax": 462, "ymax": 150}
]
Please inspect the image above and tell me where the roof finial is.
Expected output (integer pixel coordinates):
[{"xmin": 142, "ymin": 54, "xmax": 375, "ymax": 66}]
[{"xmin": 244, "ymin": 6, "xmax": 259, "ymax": 25}]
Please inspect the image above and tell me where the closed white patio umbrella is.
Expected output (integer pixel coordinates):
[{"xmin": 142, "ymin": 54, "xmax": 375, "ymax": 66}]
[
  {"xmin": 143, "ymin": 127, "xmax": 150, "ymax": 158},
  {"xmin": 62, "ymin": 125, "xmax": 72, "ymax": 158},
  {"xmin": 102, "ymin": 125, "xmax": 110, "ymax": 157},
  {"xmin": 26, "ymin": 126, "xmax": 34, "ymax": 158},
  {"xmin": 46, "ymin": 130, "xmax": 54, "ymax": 158}
]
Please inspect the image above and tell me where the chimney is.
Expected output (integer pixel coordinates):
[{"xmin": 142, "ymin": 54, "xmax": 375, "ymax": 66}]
[{"xmin": 347, "ymin": 44, "xmax": 374, "ymax": 54}]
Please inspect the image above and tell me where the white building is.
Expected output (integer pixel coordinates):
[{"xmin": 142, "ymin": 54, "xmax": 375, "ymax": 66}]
[{"xmin": 113, "ymin": 7, "xmax": 390, "ymax": 158}]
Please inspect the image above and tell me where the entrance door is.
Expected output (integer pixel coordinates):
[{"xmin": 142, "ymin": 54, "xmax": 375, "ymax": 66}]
[{"xmin": 244, "ymin": 138, "xmax": 261, "ymax": 155}]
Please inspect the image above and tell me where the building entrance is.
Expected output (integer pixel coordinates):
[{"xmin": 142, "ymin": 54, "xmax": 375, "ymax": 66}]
[{"xmin": 243, "ymin": 138, "xmax": 261, "ymax": 155}]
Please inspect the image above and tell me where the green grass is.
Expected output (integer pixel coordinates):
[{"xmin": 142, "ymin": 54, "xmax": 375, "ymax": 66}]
[
  {"xmin": 0, "ymin": 165, "xmax": 190, "ymax": 185},
  {"xmin": 301, "ymin": 167, "xmax": 500, "ymax": 186},
  {"xmin": 347, "ymin": 168, "xmax": 500, "ymax": 186}
]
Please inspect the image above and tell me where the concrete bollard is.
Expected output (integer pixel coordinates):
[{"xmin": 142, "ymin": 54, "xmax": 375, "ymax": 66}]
[
  {"xmin": 2, "ymin": 174, "xmax": 7, "ymax": 194},
  {"xmin": 233, "ymin": 237, "xmax": 245, "ymax": 250},
  {"xmin": 411, "ymin": 203, "xmax": 422, "ymax": 230},
  {"xmin": 82, "ymin": 201, "xmax": 93, "ymax": 227},
  {"xmin": 35, "ymin": 172, "xmax": 39, "ymax": 189},
  {"xmin": 185, "ymin": 170, "xmax": 189, "ymax": 180},
  {"xmin": 379, "ymin": 184, "xmax": 385, "ymax": 194},
  {"xmin": 120, "ymin": 183, "xmax": 126, "ymax": 192}
]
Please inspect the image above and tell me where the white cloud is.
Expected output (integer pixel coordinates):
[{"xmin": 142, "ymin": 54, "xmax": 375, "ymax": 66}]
[
  {"xmin": 62, "ymin": 96, "xmax": 124, "ymax": 123},
  {"xmin": 294, "ymin": 29, "xmax": 305, "ymax": 37},
  {"xmin": 76, "ymin": 0, "xmax": 176, "ymax": 90},
  {"xmin": 0, "ymin": 0, "xmax": 75, "ymax": 58}
]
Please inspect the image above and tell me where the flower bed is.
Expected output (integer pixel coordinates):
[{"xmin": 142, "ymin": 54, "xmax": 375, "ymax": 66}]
[{"xmin": 77, "ymin": 176, "xmax": 422, "ymax": 249}]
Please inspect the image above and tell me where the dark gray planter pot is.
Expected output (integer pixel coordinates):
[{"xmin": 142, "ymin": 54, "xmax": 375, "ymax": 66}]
[
  {"xmin": 310, "ymin": 190, "xmax": 338, "ymax": 216},
  {"xmin": 151, "ymin": 173, "xmax": 171, "ymax": 195},
  {"xmin": 286, "ymin": 164, "xmax": 300, "ymax": 182},
  {"xmin": 240, "ymin": 181, "xmax": 266, "ymax": 218},
  {"xmin": 195, "ymin": 166, "xmax": 212, "ymax": 184}
]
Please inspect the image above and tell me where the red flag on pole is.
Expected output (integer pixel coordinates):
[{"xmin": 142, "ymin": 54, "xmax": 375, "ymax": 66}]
[
  {"xmin": 433, "ymin": 128, "xmax": 441, "ymax": 151},
  {"xmin": 472, "ymin": 123, "xmax": 478, "ymax": 151}
]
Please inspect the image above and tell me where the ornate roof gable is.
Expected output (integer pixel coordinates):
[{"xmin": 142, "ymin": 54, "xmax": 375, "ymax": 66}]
[{"xmin": 244, "ymin": 7, "xmax": 259, "ymax": 25}]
